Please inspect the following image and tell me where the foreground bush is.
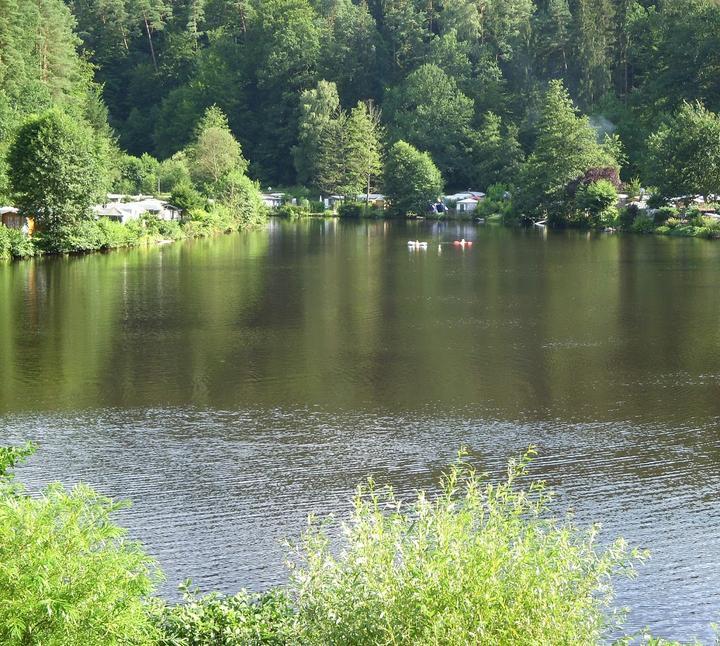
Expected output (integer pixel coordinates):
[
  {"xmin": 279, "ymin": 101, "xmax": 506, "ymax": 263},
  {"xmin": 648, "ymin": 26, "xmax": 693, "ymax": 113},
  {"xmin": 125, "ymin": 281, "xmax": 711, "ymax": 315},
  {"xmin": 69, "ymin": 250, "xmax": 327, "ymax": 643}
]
[
  {"xmin": 153, "ymin": 586, "xmax": 295, "ymax": 645},
  {"xmin": 0, "ymin": 445, "xmax": 651, "ymax": 645},
  {"xmin": 0, "ymin": 445, "xmax": 161, "ymax": 645},
  {"xmin": 288, "ymin": 449, "xmax": 640, "ymax": 645}
]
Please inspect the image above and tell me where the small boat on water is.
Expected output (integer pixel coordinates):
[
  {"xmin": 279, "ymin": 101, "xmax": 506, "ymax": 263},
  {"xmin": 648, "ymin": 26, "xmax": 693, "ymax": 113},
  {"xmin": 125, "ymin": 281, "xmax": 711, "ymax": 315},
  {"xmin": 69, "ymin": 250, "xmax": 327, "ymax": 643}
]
[
  {"xmin": 408, "ymin": 240, "xmax": 428, "ymax": 248},
  {"xmin": 453, "ymin": 239, "xmax": 473, "ymax": 247}
]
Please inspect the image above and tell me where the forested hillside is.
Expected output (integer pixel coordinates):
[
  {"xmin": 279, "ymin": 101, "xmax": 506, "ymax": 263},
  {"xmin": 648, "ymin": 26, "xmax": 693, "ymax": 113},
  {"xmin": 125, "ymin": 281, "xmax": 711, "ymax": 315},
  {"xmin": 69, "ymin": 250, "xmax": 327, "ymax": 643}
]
[
  {"xmin": 2, "ymin": 0, "xmax": 720, "ymax": 216},
  {"xmin": 0, "ymin": 0, "xmax": 110, "ymax": 200},
  {"xmin": 61, "ymin": 0, "xmax": 720, "ymax": 189}
]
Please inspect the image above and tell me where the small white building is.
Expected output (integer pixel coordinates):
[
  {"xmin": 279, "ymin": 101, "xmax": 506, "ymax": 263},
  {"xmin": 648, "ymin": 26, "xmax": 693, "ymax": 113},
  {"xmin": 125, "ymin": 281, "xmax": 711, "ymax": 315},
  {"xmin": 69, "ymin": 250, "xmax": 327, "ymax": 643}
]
[
  {"xmin": 322, "ymin": 195, "xmax": 345, "ymax": 211},
  {"xmin": 456, "ymin": 197, "xmax": 482, "ymax": 213},
  {"xmin": 0, "ymin": 206, "xmax": 35, "ymax": 235},
  {"xmin": 94, "ymin": 199, "xmax": 180, "ymax": 224},
  {"xmin": 355, "ymin": 193, "xmax": 386, "ymax": 209},
  {"xmin": 261, "ymin": 193, "xmax": 285, "ymax": 209},
  {"xmin": 134, "ymin": 198, "xmax": 181, "ymax": 221}
]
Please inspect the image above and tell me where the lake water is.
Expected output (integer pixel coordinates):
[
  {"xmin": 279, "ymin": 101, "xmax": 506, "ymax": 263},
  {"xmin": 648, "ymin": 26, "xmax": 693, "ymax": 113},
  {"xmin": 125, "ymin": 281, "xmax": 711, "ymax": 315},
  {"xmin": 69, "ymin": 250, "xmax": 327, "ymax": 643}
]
[{"xmin": 2, "ymin": 218, "xmax": 720, "ymax": 641}]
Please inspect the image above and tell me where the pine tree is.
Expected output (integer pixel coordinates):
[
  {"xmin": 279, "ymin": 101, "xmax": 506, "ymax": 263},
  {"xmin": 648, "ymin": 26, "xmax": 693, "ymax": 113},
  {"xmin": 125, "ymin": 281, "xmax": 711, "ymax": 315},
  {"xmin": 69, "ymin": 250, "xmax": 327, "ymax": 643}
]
[
  {"xmin": 515, "ymin": 80, "xmax": 617, "ymax": 221},
  {"xmin": 473, "ymin": 111, "xmax": 524, "ymax": 189},
  {"xmin": 532, "ymin": 0, "xmax": 572, "ymax": 79}
]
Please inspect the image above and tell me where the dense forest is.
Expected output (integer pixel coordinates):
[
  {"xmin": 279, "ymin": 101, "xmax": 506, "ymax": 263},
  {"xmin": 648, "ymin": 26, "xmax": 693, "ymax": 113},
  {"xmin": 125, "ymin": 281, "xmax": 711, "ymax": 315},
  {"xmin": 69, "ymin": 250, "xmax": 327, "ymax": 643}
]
[{"xmin": 2, "ymin": 0, "xmax": 720, "ymax": 222}]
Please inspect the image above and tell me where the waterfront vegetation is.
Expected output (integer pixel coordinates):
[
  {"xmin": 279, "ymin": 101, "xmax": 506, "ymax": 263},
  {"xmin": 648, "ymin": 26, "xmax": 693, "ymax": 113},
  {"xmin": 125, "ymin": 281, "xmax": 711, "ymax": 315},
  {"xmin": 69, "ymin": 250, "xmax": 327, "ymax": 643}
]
[
  {"xmin": 6, "ymin": 443, "xmax": 697, "ymax": 645},
  {"xmin": 3, "ymin": 0, "xmax": 720, "ymax": 263}
]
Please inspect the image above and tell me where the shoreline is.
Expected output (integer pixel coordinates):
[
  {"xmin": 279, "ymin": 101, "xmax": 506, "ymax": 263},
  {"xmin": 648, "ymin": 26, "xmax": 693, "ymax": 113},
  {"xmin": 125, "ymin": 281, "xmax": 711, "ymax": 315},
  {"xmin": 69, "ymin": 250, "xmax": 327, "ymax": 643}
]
[
  {"xmin": 0, "ymin": 215, "xmax": 267, "ymax": 263},
  {"xmin": 4, "ymin": 210, "xmax": 718, "ymax": 265}
]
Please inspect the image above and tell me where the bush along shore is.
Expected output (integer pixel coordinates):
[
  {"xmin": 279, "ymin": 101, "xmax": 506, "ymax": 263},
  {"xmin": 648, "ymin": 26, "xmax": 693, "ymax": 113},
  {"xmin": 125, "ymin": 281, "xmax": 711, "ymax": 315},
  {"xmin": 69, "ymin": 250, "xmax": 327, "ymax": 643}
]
[
  {"xmin": 0, "ymin": 206, "xmax": 267, "ymax": 263},
  {"xmin": 4, "ymin": 442, "xmax": 704, "ymax": 645}
]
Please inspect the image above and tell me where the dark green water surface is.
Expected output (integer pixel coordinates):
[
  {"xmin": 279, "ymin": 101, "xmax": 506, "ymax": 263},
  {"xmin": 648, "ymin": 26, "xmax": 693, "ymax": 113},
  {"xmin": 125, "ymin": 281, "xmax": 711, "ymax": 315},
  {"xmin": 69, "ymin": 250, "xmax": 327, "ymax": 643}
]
[{"xmin": 2, "ymin": 219, "xmax": 720, "ymax": 640}]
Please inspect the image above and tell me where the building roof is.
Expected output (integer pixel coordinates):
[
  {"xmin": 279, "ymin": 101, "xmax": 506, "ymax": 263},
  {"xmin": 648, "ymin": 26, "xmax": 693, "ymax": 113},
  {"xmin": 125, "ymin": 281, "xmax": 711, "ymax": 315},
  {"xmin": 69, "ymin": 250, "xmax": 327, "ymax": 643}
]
[
  {"xmin": 444, "ymin": 191, "xmax": 485, "ymax": 202},
  {"xmin": 94, "ymin": 199, "xmax": 178, "ymax": 219},
  {"xmin": 94, "ymin": 205, "xmax": 127, "ymax": 218},
  {"xmin": 0, "ymin": 206, "xmax": 19, "ymax": 215}
]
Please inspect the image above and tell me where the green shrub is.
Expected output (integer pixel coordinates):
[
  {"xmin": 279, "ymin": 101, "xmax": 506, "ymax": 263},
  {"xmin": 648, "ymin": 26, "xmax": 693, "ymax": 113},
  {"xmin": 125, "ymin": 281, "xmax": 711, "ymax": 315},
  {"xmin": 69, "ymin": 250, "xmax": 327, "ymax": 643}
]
[
  {"xmin": 575, "ymin": 179, "xmax": 618, "ymax": 227},
  {"xmin": 156, "ymin": 219, "xmax": 185, "ymax": 240},
  {"xmin": 215, "ymin": 172, "xmax": 267, "ymax": 228},
  {"xmin": 624, "ymin": 177, "xmax": 642, "ymax": 199},
  {"xmin": 653, "ymin": 206, "xmax": 677, "ymax": 225},
  {"xmin": 308, "ymin": 200, "xmax": 325, "ymax": 213},
  {"xmin": 140, "ymin": 215, "xmax": 184, "ymax": 241},
  {"xmin": 0, "ymin": 225, "xmax": 35, "ymax": 260},
  {"xmin": 0, "ymin": 445, "xmax": 161, "ymax": 646},
  {"xmin": 599, "ymin": 205, "xmax": 619, "ymax": 228},
  {"xmin": 618, "ymin": 204, "xmax": 639, "ymax": 230},
  {"xmin": 665, "ymin": 217, "xmax": 681, "ymax": 229},
  {"xmin": 154, "ymin": 585, "xmax": 295, "ymax": 646},
  {"xmin": 647, "ymin": 192, "xmax": 667, "ymax": 209},
  {"xmin": 289, "ymin": 449, "xmax": 640, "ymax": 645},
  {"xmin": 337, "ymin": 202, "xmax": 364, "ymax": 218},
  {"xmin": 33, "ymin": 218, "xmax": 148, "ymax": 254},
  {"xmin": 39, "ymin": 220, "xmax": 107, "ymax": 253},
  {"xmin": 181, "ymin": 207, "xmax": 230, "ymax": 235},
  {"xmin": 96, "ymin": 217, "xmax": 144, "ymax": 248},
  {"xmin": 277, "ymin": 204, "xmax": 310, "ymax": 219},
  {"xmin": 694, "ymin": 217, "xmax": 720, "ymax": 239},
  {"xmin": 632, "ymin": 214, "xmax": 656, "ymax": 233},
  {"xmin": 476, "ymin": 184, "xmax": 514, "ymax": 223},
  {"xmin": 171, "ymin": 182, "xmax": 205, "ymax": 215}
]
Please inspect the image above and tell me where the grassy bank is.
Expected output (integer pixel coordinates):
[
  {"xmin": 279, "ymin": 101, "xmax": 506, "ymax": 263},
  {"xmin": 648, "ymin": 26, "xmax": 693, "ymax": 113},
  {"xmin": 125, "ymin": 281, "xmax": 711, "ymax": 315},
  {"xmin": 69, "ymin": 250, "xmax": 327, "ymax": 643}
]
[{"xmin": 0, "ymin": 206, "xmax": 267, "ymax": 262}]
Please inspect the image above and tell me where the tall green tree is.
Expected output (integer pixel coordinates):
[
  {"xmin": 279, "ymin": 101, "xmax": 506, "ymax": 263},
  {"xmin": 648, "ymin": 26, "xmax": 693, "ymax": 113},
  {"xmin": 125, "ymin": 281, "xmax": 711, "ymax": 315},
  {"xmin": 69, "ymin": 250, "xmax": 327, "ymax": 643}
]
[
  {"xmin": 384, "ymin": 64, "xmax": 475, "ymax": 188},
  {"xmin": 0, "ymin": 0, "xmax": 101, "ymax": 200},
  {"xmin": 646, "ymin": 101, "xmax": 720, "ymax": 199},
  {"xmin": 515, "ymin": 80, "xmax": 618, "ymax": 222},
  {"xmin": 319, "ymin": 0, "xmax": 381, "ymax": 106},
  {"xmin": 384, "ymin": 140, "xmax": 443, "ymax": 216},
  {"xmin": 246, "ymin": 0, "xmax": 322, "ymax": 182},
  {"xmin": 187, "ymin": 106, "xmax": 247, "ymax": 196},
  {"xmin": 8, "ymin": 109, "xmax": 109, "ymax": 232},
  {"xmin": 532, "ymin": 0, "xmax": 572, "ymax": 79},
  {"xmin": 293, "ymin": 81, "xmax": 342, "ymax": 189},
  {"xmin": 473, "ymin": 112, "xmax": 524, "ymax": 189},
  {"xmin": 378, "ymin": 0, "xmax": 428, "ymax": 82},
  {"xmin": 344, "ymin": 101, "xmax": 384, "ymax": 199}
]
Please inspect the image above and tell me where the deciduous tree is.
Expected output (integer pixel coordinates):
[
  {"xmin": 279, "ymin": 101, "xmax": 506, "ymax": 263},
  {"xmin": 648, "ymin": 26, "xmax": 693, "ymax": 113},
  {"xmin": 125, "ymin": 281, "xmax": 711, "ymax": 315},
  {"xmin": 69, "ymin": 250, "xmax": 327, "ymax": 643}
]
[
  {"xmin": 187, "ymin": 105, "xmax": 247, "ymax": 196},
  {"xmin": 8, "ymin": 109, "xmax": 108, "ymax": 232},
  {"xmin": 384, "ymin": 140, "xmax": 443, "ymax": 216},
  {"xmin": 646, "ymin": 101, "xmax": 720, "ymax": 199}
]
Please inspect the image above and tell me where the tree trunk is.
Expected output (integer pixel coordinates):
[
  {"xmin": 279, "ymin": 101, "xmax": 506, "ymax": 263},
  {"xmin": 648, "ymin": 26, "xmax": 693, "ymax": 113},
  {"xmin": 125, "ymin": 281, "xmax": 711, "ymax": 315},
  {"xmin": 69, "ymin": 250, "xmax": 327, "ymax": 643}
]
[
  {"xmin": 365, "ymin": 175, "xmax": 370, "ymax": 216},
  {"xmin": 143, "ymin": 13, "xmax": 158, "ymax": 71}
]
